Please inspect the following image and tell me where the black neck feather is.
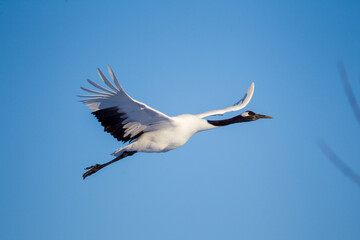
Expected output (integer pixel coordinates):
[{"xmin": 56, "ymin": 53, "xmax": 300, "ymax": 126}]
[{"xmin": 207, "ymin": 115, "xmax": 251, "ymax": 127}]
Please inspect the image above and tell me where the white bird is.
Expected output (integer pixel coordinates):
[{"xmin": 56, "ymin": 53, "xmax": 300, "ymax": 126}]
[{"xmin": 79, "ymin": 66, "xmax": 273, "ymax": 179}]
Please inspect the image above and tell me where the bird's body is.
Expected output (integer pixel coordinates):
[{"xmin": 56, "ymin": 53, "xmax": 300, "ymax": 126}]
[
  {"xmin": 79, "ymin": 66, "xmax": 272, "ymax": 179},
  {"xmin": 117, "ymin": 114, "xmax": 214, "ymax": 154}
]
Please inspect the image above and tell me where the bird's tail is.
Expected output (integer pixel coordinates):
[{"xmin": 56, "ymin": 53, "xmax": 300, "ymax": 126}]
[
  {"xmin": 111, "ymin": 147, "xmax": 126, "ymax": 157},
  {"xmin": 111, "ymin": 142, "xmax": 136, "ymax": 157}
]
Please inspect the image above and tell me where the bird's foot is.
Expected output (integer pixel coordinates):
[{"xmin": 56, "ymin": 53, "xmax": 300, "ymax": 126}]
[{"xmin": 83, "ymin": 164, "xmax": 103, "ymax": 179}]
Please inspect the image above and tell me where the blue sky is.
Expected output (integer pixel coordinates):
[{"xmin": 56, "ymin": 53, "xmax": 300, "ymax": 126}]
[{"xmin": 1, "ymin": 0, "xmax": 360, "ymax": 239}]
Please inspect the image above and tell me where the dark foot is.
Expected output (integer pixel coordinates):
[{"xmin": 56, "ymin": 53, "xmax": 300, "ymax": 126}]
[{"xmin": 83, "ymin": 164, "xmax": 103, "ymax": 179}]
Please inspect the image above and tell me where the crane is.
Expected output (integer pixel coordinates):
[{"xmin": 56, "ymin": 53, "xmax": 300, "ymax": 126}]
[{"xmin": 79, "ymin": 66, "xmax": 273, "ymax": 179}]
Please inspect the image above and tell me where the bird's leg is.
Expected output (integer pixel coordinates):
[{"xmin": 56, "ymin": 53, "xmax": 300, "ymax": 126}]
[{"xmin": 83, "ymin": 151, "xmax": 136, "ymax": 179}]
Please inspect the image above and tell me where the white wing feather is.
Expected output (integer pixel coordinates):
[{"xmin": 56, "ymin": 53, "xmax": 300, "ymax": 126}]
[
  {"xmin": 195, "ymin": 82, "xmax": 255, "ymax": 118},
  {"xmin": 79, "ymin": 66, "xmax": 173, "ymax": 140}
]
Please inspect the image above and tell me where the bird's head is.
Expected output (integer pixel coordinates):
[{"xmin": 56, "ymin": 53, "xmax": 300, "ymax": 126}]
[
  {"xmin": 207, "ymin": 110, "xmax": 273, "ymax": 127},
  {"xmin": 237, "ymin": 110, "xmax": 273, "ymax": 122}
]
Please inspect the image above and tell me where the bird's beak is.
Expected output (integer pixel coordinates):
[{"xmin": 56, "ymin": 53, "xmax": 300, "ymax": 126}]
[{"xmin": 257, "ymin": 114, "xmax": 273, "ymax": 119}]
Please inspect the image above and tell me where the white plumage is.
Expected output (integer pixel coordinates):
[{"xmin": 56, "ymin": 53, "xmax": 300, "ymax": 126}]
[{"xmin": 79, "ymin": 66, "xmax": 271, "ymax": 179}]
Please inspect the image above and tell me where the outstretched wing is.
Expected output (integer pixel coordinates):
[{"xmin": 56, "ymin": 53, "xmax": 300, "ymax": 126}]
[
  {"xmin": 195, "ymin": 82, "xmax": 255, "ymax": 118},
  {"xmin": 79, "ymin": 65, "xmax": 173, "ymax": 143}
]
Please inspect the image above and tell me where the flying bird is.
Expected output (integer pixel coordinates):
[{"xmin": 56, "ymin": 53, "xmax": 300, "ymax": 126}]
[{"xmin": 79, "ymin": 66, "xmax": 273, "ymax": 179}]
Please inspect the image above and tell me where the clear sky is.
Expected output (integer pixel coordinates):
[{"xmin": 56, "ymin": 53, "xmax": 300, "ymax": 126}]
[{"xmin": 1, "ymin": 0, "xmax": 360, "ymax": 239}]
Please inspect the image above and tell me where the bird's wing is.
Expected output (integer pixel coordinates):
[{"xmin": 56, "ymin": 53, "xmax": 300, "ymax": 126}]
[
  {"xmin": 195, "ymin": 82, "xmax": 255, "ymax": 118},
  {"xmin": 79, "ymin": 65, "xmax": 173, "ymax": 143}
]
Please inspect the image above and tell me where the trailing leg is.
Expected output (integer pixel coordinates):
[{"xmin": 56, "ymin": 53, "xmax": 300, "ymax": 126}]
[{"xmin": 83, "ymin": 151, "xmax": 136, "ymax": 179}]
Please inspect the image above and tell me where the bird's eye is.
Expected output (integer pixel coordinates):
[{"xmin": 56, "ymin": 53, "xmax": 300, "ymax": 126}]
[{"xmin": 247, "ymin": 111, "xmax": 255, "ymax": 115}]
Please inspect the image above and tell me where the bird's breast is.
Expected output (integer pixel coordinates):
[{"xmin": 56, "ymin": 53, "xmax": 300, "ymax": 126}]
[
  {"xmin": 135, "ymin": 124, "xmax": 195, "ymax": 153},
  {"xmin": 133, "ymin": 115, "xmax": 211, "ymax": 153}
]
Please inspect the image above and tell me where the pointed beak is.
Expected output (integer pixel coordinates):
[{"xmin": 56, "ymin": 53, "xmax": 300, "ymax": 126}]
[{"xmin": 257, "ymin": 114, "xmax": 273, "ymax": 119}]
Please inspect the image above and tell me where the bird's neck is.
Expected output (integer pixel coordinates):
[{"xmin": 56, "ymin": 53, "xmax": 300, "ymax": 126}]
[{"xmin": 207, "ymin": 115, "xmax": 250, "ymax": 127}]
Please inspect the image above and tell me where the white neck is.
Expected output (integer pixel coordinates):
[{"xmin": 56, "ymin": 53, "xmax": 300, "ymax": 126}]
[{"xmin": 173, "ymin": 114, "xmax": 218, "ymax": 133}]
